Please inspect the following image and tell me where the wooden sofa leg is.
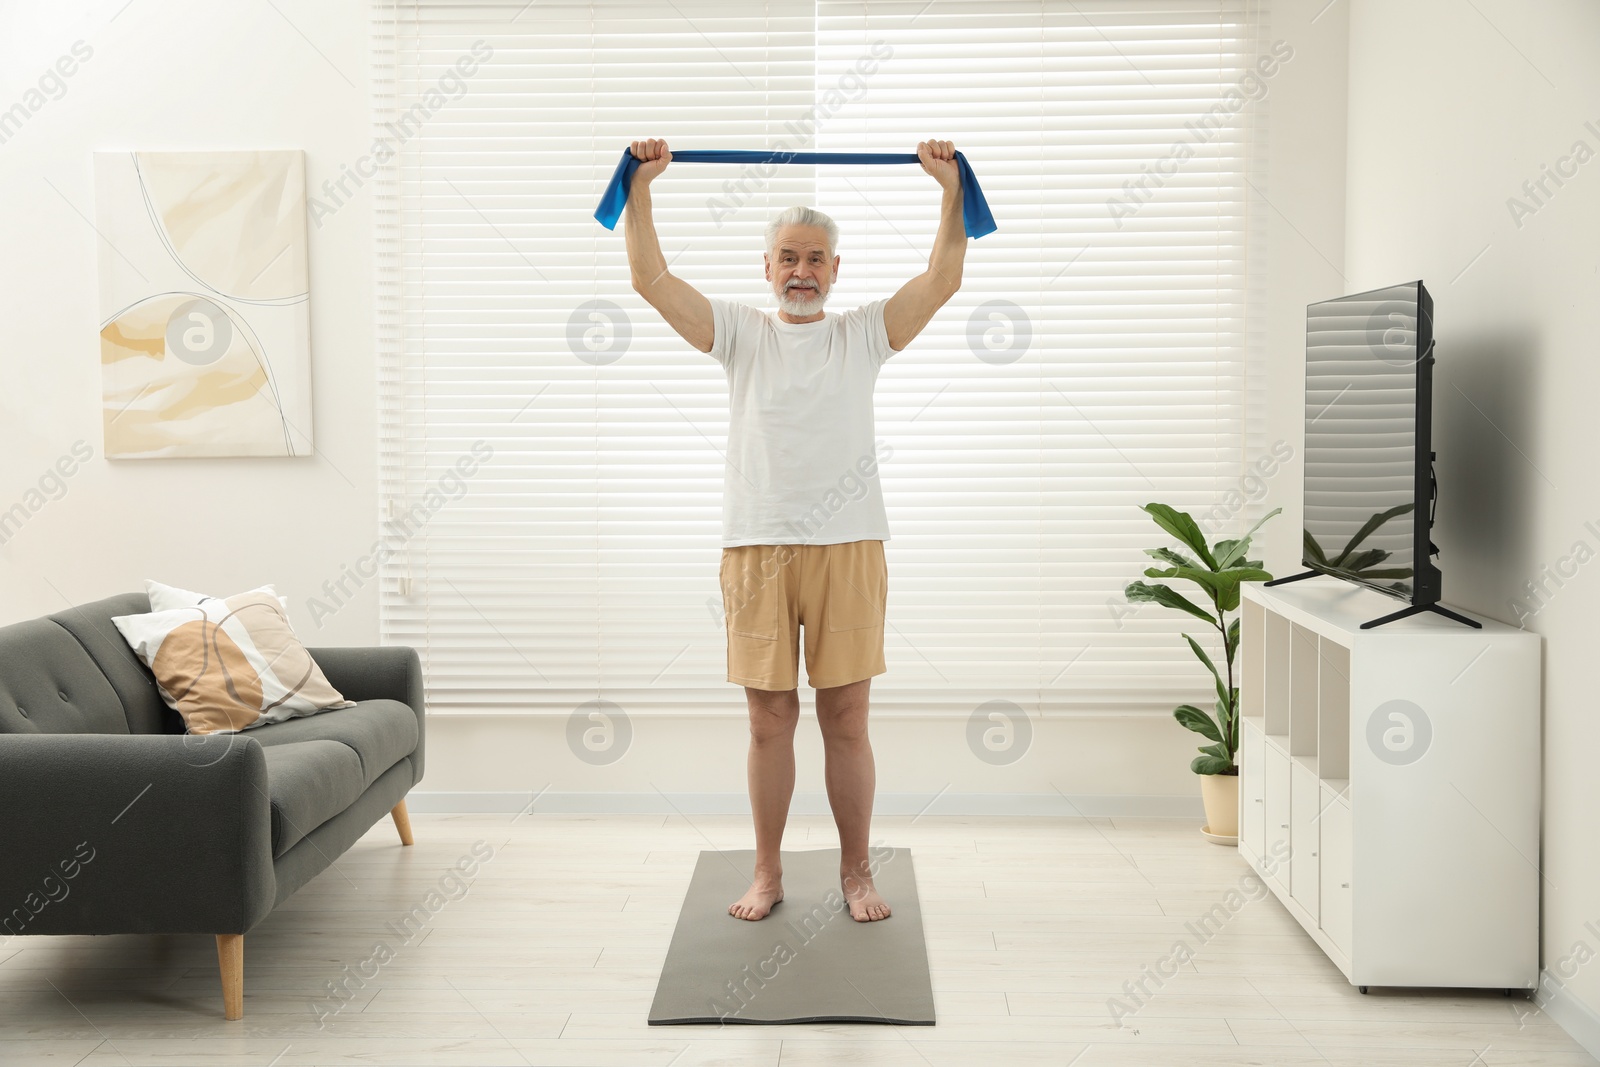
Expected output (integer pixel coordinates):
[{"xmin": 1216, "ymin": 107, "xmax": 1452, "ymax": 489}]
[
  {"xmin": 216, "ymin": 934, "xmax": 243, "ymax": 1020},
  {"xmin": 391, "ymin": 799, "xmax": 415, "ymax": 846}
]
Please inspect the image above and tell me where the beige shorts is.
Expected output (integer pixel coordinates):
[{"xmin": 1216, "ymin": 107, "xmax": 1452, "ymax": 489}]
[{"xmin": 719, "ymin": 539, "xmax": 887, "ymax": 691}]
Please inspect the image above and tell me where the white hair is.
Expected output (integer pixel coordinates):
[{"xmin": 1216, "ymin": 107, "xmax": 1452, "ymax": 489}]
[{"xmin": 765, "ymin": 205, "xmax": 839, "ymax": 261}]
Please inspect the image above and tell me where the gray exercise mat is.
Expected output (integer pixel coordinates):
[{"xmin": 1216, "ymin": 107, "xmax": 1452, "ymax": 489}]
[{"xmin": 648, "ymin": 846, "xmax": 936, "ymax": 1025}]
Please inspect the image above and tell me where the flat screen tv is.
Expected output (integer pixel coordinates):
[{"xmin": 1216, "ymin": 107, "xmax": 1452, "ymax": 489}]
[{"xmin": 1265, "ymin": 279, "xmax": 1480, "ymax": 629}]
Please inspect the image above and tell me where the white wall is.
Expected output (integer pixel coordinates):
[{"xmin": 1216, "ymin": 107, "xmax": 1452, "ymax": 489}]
[
  {"xmin": 1257, "ymin": 0, "xmax": 1351, "ymax": 579},
  {"xmin": 1342, "ymin": 0, "xmax": 1600, "ymax": 1044},
  {"xmin": 0, "ymin": 1, "xmax": 379, "ymax": 648},
  {"xmin": 0, "ymin": 0, "xmax": 1350, "ymax": 815}
]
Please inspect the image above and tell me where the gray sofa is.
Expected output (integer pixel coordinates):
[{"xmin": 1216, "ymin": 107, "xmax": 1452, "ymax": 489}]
[{"xmin": 0, "ymin": 591, "xmax": 425, "ymax": 1020}]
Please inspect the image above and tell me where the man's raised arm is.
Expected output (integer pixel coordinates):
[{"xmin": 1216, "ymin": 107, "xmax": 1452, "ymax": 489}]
[
  {"xmin": 624, "ymin": 139, "xmax": 715, "ymax": 355},
  {"xmin": 884, "ymin": 138, "xmax": 969, "ymax": 353}
]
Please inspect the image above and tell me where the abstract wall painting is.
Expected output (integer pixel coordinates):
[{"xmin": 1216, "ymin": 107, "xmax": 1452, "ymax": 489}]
[{"xmin": 94, "ymin": 150, "xmax": 313, "ymax": 458}]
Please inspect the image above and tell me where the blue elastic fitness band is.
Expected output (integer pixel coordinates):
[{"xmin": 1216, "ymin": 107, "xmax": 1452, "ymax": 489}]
[{"xmin": 594, "ymin": 148, "xmax": 998, "ymax": 239}]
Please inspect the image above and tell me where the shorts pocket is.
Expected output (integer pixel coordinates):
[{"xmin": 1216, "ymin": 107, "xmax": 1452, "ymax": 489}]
[
  {"xmin": 827, "ymin": 541, "xmax": 887, "ymax": 632},
  {"xmin": 721, "ymin": 548, "xmax": 782, "ymax": 641}
]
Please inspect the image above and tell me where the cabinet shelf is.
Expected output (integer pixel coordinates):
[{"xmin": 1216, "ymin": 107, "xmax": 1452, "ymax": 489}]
[{"xmin": 1237, "ymin": 578, "xmax": 1540, "ymax": 991}]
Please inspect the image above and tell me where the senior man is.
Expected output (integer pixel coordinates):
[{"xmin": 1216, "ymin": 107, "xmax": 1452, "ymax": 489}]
[{"xmin": 623, "ymin": 137, "xmax": 968, "ymax": 922}]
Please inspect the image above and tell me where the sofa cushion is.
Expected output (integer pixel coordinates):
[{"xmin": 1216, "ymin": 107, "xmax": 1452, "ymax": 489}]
[
  {"xmin": 48, "ymin": 592, "xmax": 179, "ymax": 734},
  {"xmin": 262, "ymin": 740, "xmax": 366, "ymax": 858},
  {"xmin": 247, "ymin": 699, "xmax": 419, "ymax": 789},
  {"xmin": 0, "ymin": 617, "xmax": 130, "ymax": 735}
]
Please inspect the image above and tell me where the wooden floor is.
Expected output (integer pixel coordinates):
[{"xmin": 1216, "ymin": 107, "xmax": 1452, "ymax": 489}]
[{"xmin": 0, "ymin": 813, "xmax": 1592, "ymax": 1066}]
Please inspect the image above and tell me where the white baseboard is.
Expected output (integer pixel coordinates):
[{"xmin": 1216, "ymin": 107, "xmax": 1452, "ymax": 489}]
[
  {"xmin": 1537, "ymin": 970, "xmax": 1600, "ymax": 1061},
  {"xmin": 406, "ymin": 790, "xmax": 1205, "ymax": 818}
]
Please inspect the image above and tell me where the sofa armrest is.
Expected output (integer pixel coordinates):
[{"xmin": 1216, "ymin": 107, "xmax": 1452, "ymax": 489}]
[
  {"xmin": 0, "ymin": 733, "xmax": 275, "ymax": 937},
  {"xmin": 306, "ymin": 645, "xmax": 425, "ymax": 783}
]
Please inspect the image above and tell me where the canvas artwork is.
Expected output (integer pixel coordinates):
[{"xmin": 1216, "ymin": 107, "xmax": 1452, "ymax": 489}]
[{"xmin": 94, "ymin": 150, "xmax": 313, "ymax": 458}]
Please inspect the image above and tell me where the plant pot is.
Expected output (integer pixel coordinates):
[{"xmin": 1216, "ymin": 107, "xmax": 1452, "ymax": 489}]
[{"xmin": 1199, "ymin": 772, "xmax": 1239, "ymax": 842}]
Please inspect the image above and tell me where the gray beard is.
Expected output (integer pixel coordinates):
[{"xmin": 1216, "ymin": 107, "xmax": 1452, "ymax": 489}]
[{"xmin": 777, "ymin": 283, "xmax": 829, "ymax": 317}]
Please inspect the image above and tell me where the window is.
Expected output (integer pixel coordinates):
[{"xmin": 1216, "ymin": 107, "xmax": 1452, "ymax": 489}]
[{"xmin": 372, "ymin": 0, "xmax": 1271, "ymax": 720}]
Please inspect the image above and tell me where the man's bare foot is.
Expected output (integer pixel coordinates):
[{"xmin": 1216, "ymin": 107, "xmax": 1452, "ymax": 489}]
[
  {"xmin": 841, "ymin": 866, "xmax": 891, "ymax": 922},
  {"xmin": 729, "ymin": 874, "xmax": 784, "ymax": 920}
]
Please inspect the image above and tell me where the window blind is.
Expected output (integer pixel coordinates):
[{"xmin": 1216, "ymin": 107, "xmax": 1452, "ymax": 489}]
[{"xmin": 371, "ymin": 0, "xmax": 1271, "ymax": 720}]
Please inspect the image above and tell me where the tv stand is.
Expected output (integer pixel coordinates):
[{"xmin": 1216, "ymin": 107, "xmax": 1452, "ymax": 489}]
[
  {"xmin": 1359, "ymin": 601, "xmax": 1482, "ymax": 630},
  {"xmin": 1238, "ymin": 580, "xmax": 1540, "ymax": 993},
  {"xmin": 1265, "ymin": 571, "xmax": 1482, "ymax": 629}
]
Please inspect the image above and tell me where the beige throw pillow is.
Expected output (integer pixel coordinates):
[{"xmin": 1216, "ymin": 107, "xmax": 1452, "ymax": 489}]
[{"xmin": 113, "ymin": 588, "xmax": 355, "ymax": 734}]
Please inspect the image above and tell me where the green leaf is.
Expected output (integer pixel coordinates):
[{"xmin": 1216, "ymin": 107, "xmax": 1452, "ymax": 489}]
[
  {"xmin": 1140, "ymin": 563, "xmax": 1227, "ymax": 603},
  {"xmin": 1220, "ymin": 689, "xmax": 1240, "ymax": 752},
  {"xmin": 1213, "ymin": 507, "xmax": 1282, "ymax": 569},
  {"xmin": 1212, "ymin": 538, "xmax": 1245, "ymax": 569},
  {"xmin": 1304, "ymin": 529, "xmax": 1330, "ymax": 566},
  {"xmin": 1219, "ymin": 568, "xmax": 1273, "ymax": 612},
  {"xmin": 1191, "ymin": 754, "xmax": 1236, "ymax": 775},
  {"xmin": 1144, "ymin": 564, "xmax": 1272, "ymax": 614},
  {"xmin": 1182, "ymin": 633, "xmax": 1229, "ymax": 709},
  {"xmin": 1124, "ymin": 581, "xmax": 1216, "ymax": 625},
  {"xmin": 1139, "ymin": 503, "xmax": 1219, "ymax": 570},
  {"xmin": 1331, "ymin": 503, "xmax": 1414, "ymax": 566},
  {"xmin": 1338, "ymin": 548, "xmax": 1390, "ymax": 572},
  {"xmin": 1198, "ymin": 742, "xmax": 1228, "ymax": 760},
  {"xmin": 1174, "ymin": 704, "xmax": 1222, "ymax": 742},
  {"xmin": 1144, "ymin": 546, "xmax": 1201, "ymax": 570},
  {"xmin": 1225, "ymin": 617, "xmax": 1240, "ymax": 662}
]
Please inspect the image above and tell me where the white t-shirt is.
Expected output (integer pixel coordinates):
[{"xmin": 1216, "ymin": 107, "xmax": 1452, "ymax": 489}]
[{"xmin": 706, "ymin": 296, "xmax": 901, "ymax": 547}]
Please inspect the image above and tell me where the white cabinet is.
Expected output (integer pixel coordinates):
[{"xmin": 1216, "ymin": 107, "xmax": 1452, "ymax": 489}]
[
  {"xmin": 1239, "ymin": 718, "xmax": 1265, "ymax": 855},
  {"xmin": 1290, "ymin": 761, "xmax": 1319, "ymax": 916},
  {"xmin": 1261, "ymin": 744, "xmax": 1290, "ymax": 894},
  {"xmin": 1237, "ymin": 578, "xmax": 1540, "ymax": 992},
  {"xmin": 1318, "ymin": 788, "xmax": 1352, "ymax": 958}
]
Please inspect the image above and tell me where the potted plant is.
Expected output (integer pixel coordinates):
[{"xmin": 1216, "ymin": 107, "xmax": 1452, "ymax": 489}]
[{"xmin": 1124, "ymin": 503, "xmax": 1280, "ymax": 842}]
